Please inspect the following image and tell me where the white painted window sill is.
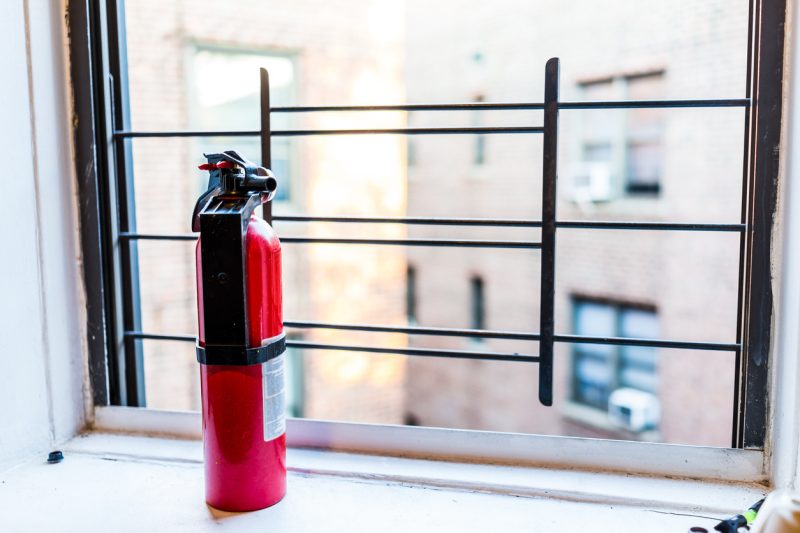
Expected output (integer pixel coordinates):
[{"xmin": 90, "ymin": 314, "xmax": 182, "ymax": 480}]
[{"xmin": 0, "ymin": 431, "xmax": 765, "ymax": 532}]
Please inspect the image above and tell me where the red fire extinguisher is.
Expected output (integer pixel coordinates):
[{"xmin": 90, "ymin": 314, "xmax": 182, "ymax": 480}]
[{"xmin": 192, "ymin": 150, "xmax": 286, "ymax": 511}]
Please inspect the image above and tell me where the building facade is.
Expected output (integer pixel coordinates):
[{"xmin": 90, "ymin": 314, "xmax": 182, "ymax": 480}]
[
  {"xmin": 125, "ymin": 0, "xmax": 409, "ymax": 423},
  {"xmin": 404, "ymin": 0, "xmax": 747, "ymax": 446},
  {"xmin": 125, "ymin": 0, "xmax": 748, "ymax": 447}
]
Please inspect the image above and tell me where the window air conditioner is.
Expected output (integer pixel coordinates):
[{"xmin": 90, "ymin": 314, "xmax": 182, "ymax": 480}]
[
  {"xmin": 608, "ymin": 387, "xmax": 660, "ymax": 433},
  {"xmin": 568, "ymin": 161, "xmax": 613, "ymax": 202}
]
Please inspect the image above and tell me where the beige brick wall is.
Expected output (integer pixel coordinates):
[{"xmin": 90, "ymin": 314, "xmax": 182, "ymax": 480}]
[
  {"xmin": 126, "ymin": 0, "xmax": 750, "ymax": 445},
  {"xmin": 404, "ymin": 0, "xmax": 747, "ymax": 446},
  {"xmin": 125, "ymin": 0, "xmax": 408, "ymax": 422}
]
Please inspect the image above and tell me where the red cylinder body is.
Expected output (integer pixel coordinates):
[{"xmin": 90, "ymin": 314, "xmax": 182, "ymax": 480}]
[{"xmin": 197, "ymin": 215, "xmax": 286, "ymax": 511}]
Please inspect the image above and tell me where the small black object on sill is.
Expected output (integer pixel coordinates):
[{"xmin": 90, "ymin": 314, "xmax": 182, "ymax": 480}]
[{"xmin": 47, "ymin": 451, "xmax": 64, "ymax": 464}]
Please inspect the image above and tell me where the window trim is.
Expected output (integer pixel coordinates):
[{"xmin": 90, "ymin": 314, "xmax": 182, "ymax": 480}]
[
  {"xmin": 92, "ymin": 405, "xmax": 765, "ymax": 483},
  {"xmin": 70, "ymin": 0, "xmax": 786, "ymax": 477}
]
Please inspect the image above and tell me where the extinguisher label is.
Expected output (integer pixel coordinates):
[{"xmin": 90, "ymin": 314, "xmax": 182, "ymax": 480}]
[{"xmin": 262, "ymin": 353, "xmax": 286, "ymax": 441}]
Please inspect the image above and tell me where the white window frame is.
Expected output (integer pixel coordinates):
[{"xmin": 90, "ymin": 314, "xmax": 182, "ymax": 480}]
[{"xmin": 75, "ymin": 0, "xmax": 800, "ymax": 491}]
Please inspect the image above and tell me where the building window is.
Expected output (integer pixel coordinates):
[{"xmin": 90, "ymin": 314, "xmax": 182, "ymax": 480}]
[
  {"xmin": 470, "ymin": 276, "xmax": 486, "ymax": 330},
  {"xmin": 473, "ymin": 95, "xmax": 486, "ymax": 165},
  {"xmin": 625, "ymin": 74, "xmax": 665, "ymax": 195},
  {"xmin": 576, "ymin": 72, "xmax": 665, "ymax": 199},
  {"xmin": 571, "ymin": 298, "xmax": 659, "ymax": 411},
  {"xmin": 406, "ymin": 265, "xmax": 417, "ymax": 324},
  {"xmin": 189, "ymin": 47, "xmax": 295, "ymax": 201}
]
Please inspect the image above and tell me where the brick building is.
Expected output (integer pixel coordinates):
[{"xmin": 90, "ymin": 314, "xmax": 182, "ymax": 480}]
[
  {"xmin": 125, "ymin": 0, "xmax": 409, "ymax": 423},
  {"xmin": 125, "ymin": 0, "xmax": 747, "ymax": 446},
  {"xmin": 404, "ymin": 0, "xmax": 747, "ymax": 446}
]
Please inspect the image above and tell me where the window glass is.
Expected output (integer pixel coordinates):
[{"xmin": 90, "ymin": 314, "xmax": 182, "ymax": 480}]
[
  {"xmin": 122, "ymin": 0, "xmax": 747, "ymax": 447},
  {"xmin": 626, "ymin": 74, "xmax": 665, "ymax": 195},
  {"xmin": 572, "ymin": 301, "xmax": 616, "ymax": 408},
  {"xmin": 470, "ymin": 277, "xmax": 486, "ymax": 331}
]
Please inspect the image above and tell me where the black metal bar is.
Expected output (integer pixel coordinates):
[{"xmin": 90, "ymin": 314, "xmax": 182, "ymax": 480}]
[
  {"xmin": 733, "ymin": 0, "xmax": 757, "ymax": 449},
  {"xmin": 125, "ymin": 325, "xmax": 739, "ymax": 352},
  {"xmin": 122, "ymin": 331, "xmax": 539, "ymax": 363},
  {"xmin": 274, "ymin": 215, "xmax": 546, "ymax": 226},
  {"xmin": 270, "ymin": 102, "xmax": 547, "ymax": 112},
  {"xmin": 205, "ymin": 98, "xmax": 752, "ymax": 114},
  {"xmin": 559, "ymin": 99, "xmax": 749, "ymax": 109},
  {"xmin": 119, "ymin": 232, "xmax": 542, "ymax": 249},
  {"xmin": 273, "ymin": 215, "xmax": 745, "ymax": 232},
  {"xmin": 289, "ymin": 342, "xmax": 540, "ymax": 363},
  {"xmin": 68, "ymin": 0, "xmax": 113, "ymax": 406},
  {"xmin": 113, "ymin": 126, "xmax": 546, "ymax": 138},
  {"xmin": 108, "ymin": 0, "xmax": 145, "ymax": 407},
  {"xmin": 740, "ymin": 0, "xmax": 785, "ymax": 449},
  {"xmin": 284, "ymin": 321, "xmax": 539, "ymax": 340},
  {"xmin": 283, "ymin": 321, "xmax": 739, "ymax": 351},
  {"xmin": 126, "ymin": 332, "xmax": 196, "ymax": 342},
  {"xmin": 538, "ymin": 58, "xmax": 559, "ymax": 406},
  {"xmin": 282, "ymin": 237, "xmax": 541, "ymax": 248},
  {"xmin": 555, "ymin": 334, "xmax": 738, "ymax": 352},
  {"xmin": 557, "ymin": 221, "xmax": 744, "ymax": 232},
  {"xmin": 119, "ymin": 232, "xmax": 196, "ymax": 241},
  {"xmin": 119, "ymin": 220, "xmax": 744, "ymax": 236},
  {"xmin": 260, "ymin": 67, "xmax": 273, "ymax": 224}
]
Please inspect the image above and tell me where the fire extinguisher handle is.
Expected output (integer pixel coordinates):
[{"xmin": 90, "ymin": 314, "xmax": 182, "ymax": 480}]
[{"xmin": 191, "ymin": 150, "xmax": 278, "ymax": 232}]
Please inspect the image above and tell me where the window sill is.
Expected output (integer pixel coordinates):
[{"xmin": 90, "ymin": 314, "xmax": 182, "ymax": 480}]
[{"xmin": 0, "ymin": 431, "xmax": 766, "ymax": 533}]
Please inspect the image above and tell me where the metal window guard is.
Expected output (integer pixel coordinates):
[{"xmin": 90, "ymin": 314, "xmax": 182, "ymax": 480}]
[{"xmin": 114, "ymin": 57, "xmax": 750, "ymax": 410}]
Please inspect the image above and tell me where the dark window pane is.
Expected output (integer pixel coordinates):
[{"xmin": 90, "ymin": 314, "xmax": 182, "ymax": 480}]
[{"xmin": 470, "ymin": 276, "xmax": 485, "ymax": 330}]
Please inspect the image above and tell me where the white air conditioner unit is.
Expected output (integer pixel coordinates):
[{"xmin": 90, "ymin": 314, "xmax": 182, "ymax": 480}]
[
  {"xmin": 568, "ymin": 162, "xmax": 613, "ymax": 202},
  {"xmin": 608, "ymin": 387, "xmax": 660, "ymax": 433}
]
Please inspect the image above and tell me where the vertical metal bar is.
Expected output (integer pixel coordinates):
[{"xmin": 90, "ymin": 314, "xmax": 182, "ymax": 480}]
[
  {"xmin": 538, "ymin": 58, "xmax": 559, "ymax": 406},
  {"xmin": 733, "ymin": 0, "xmax": 757, "ymax": 448},
  {"xmin": 107, "ymin": 0, "xmax": 145, "ymax": 406},
  {"xmin": 741, "ymin": 0, "xmax": 786, "ymax": 448},
  {"xmin": 260, "ymin": 68, "xmax": 273, "ymax": 224}
]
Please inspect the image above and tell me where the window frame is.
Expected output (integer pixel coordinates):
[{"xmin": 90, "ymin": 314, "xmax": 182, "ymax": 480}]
[{"xmin": 69, "ymin": 0, "xmax": 785, "ymax": 475}]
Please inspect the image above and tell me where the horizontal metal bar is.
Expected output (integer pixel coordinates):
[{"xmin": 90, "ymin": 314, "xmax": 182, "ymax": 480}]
[
  {"xmin": 284, "ymin": 321, "xmax": 539, "ymax": 341},
  {"xmin": 118, "ymin": 232, "xmax": 541, "ymax": 248},
  {"xmin": 555, "ymin": 334, "xmax": 740, "ymax": 352},
  {"xmin": 287, "ymin": 341, "xmax": 540, "ymax": 362},
  {"xmin": 275, "ymin": 216, "xmax": 745, "ymax": 232},
  {"xmin": 120, "ymin": 232, "xmax": 196, "ymax": 241},
  {"xmin": 559, "ymin": 98, "xmax": 750, "ymax": 109},
  {"xmin": 281, "ymin": 237, "xmax": 541, "ymax": 248},
  {"xmin": 271, "ymin": 102, "xmax": 545, "ymax": 112},
  {"xmin": 126, "ymin": 328, "xmax": 739, "ymax": 352},
  {"xmin": 556, "ymin": 221, "xmax": 746, "ymax": 232},
  {"xmin": 273, "ymin": 215, "xmax": 545, "ymax": 227},
  {"xmin": 113, "ymin": 126, "xmax": 544, "ymax": 139},
  {"xmin": 126, "ymin": 332, "xmax": 195, "ymax": 342},
  {"xmin": 122, "ymin": 331, "xmax": 539, "ymax": 363},
  {"xmin": 112, "ymin": 98, "xmax": 752, "ymax": 140},
  {"xmin": 265, "ymin": 98, "xmax": 751, "ymax": 113},
  {"xmin": 120, "ymin": 220, "xmax": 744, "ymax": 243},
  {"xmin": 284, "ymin": 322, "xmax": 738, "ymax": 351}
]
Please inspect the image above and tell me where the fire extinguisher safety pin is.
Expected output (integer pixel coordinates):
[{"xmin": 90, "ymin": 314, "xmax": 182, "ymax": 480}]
[{"xmin": 196, "ymin": 332, "xmax": 286, "ymax": 366}]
